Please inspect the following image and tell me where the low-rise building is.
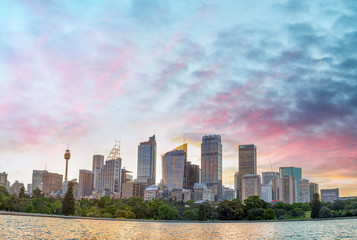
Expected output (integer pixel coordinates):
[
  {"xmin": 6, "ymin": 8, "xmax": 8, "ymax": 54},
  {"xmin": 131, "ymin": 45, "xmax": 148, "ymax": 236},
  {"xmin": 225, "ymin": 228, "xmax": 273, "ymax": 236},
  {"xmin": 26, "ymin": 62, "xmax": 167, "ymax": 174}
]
[
  {"xmin": 144, "ymin": 185, "xmax": 160, "ymax": 201},
  {"xmin": 321, "ymin": 188, "xmax": 339, "ymax": 203},
  {"xmin": 122, "ymin": 181, "xmax": 145, "ymax": 199},
  {"xmin": 9, "ymin": 180, "xmax": 24, "ymax": 196}
]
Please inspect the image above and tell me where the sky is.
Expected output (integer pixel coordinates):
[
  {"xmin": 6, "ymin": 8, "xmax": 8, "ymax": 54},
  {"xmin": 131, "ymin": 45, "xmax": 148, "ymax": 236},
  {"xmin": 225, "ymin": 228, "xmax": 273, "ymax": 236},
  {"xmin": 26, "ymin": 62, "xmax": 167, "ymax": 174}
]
[{"xmin": 0, "ymin": 0, "xmax": 356, "ymax": 196}]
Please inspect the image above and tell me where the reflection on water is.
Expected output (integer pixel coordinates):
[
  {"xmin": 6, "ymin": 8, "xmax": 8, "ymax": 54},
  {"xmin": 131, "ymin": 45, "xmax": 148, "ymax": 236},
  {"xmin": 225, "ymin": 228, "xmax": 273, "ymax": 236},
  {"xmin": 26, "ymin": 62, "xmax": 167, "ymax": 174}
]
[{"xmin": 1, "ymin": 215, "xmax": 357, "ymax": 239}]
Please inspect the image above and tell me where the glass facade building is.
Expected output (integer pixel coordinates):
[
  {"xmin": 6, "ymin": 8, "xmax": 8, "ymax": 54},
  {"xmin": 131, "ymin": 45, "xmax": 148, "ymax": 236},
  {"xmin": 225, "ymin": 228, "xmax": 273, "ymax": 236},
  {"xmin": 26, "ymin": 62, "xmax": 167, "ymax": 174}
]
[
  {"xmin": 32, "ymin": 170, "xmax": 48, "ymax": 192},
  {"xmin": 201, "ymin": 135, "xmax": 222, "ymax": 200},
  {"xmin": 162, "ymin": 147, "xmax": 187, "ymax": 189},
  {"xmin": 279, "ymin": 167, "xmax": 302, "ymax": 202},
  {"xmin": 237, "ymin": 144, "xmax": 257, "ymax": 199},
  {"xmin": 137, "ymin": 135, "xmax": 157, "ymax": 185},
  {"xmin": 92, "ymin": 155, "xmax": 104, "ymax": 190},
  {"xmin": 97, "ymin": 159, "xmax": 122, "ymax": 194}
]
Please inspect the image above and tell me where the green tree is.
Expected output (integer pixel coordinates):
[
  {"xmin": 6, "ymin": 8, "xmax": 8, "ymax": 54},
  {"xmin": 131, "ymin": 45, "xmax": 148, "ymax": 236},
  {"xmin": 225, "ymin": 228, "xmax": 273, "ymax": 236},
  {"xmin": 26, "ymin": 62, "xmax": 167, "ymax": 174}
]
[
  {"xmin": 247, "ymin": 208, "xmax": 264, "ymax": 220},
  {"xmin": 158, "ymin": 205, "xmax": 179, "ymax": 220},
  {"xmin": 183, "ymin": 209, "xmax": 198, "ymax": 220},
  {"xmin": 244, "ymin": 196, "xmax": 263, "ymax": 211},
  {"xmin": 132, "ymin": 202, "xmax": 148, "ymax": 219},
  {"xmin": 62, "ymin": 181, "xmax": 75, "ymax": 216},
  {"xmin": 263, "ymin": 208, "xmax": 276, "ymax": 220},
  {"xmin": 311, "ymin": 193, "xmax": 321, "ymax": 218},
  {"xmin": 19, "ymin": 187, "xmax": 26, "ymax": 198},
  {"xmin": 32, "ymin": 188, "xmax": 44, "ymax": 198},
  {"xmin": 319, "ymin": 206, "xmax": 333, "ymax": 218},
  {"xmin": 147, "ymin": 199, "xmax": 165, "ymax": 219},
  {"xmin": 198, "ymin": 204, "xmax": 207, "ymax": 221},
  {"xmin": 104, "ymin": 205, "xmax": 116, "ymax": 216},
  {"xmin": 51, "ymin": 200, "xmax": 62, "ymax": 214},
  {"xmin": 217, "ymin": 200, "xmax": 244, "ymax": 220},
  {"xmin": 24, "ymin": 204, "xmax": 34, "ymax": 213},
  {"xmin": 290, "ymin": 208, "xmax": 305, "ymax": 218}
]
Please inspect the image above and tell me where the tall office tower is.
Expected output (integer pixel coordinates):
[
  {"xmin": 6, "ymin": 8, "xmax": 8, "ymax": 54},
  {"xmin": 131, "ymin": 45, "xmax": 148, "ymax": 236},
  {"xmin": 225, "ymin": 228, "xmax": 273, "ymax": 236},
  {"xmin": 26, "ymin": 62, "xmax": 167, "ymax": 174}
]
[
  {"xmin": 0, "ymin": 171, "xmax": 7, "ymax": 188},
  {"xmin": 321, "ymin": 188, "xmax": 339, "ymax": 203},
  {"xmin": 27, "ymin": 184, "xmax": 32, "ymax": 194},
  {"xmin": 237, "ymin": 144, "xmax": 257, "ymax": 199},
  {"xmin": 121, "ymin": 168, "xmax": 133, "ymax": 196},
  {"xmin": 92, "ymin": 155, "xmax": 104, "ymax": 190},
  {"xmin": 97, "ymin": 141, "xmax": 122, "ymax": 195},
  {"xmin": 137, "ymin": 135, "xmax": 157, "ymax": 186},
  {"xmin": 234, "ymin": 172, "xmax": 239, "ymax": 198},
  {"xmin": 279, "ymin": 167, "xmax": 302, "ymax": 202},
  {"xmin": 262, "ymin": 172, "xmax": 280, "ymax": 200},
  {"xmin": 162, "ymin": 144, "xmax": 187, "ymax": 189},
  {"xmin": 201, "ymin": 135, "xmax": 223, "ymax": 200},
  {"xmin": 187, "ymin": 161, "xmax": 200, "ymax": 189},
  {"xmin": 299, "ymin": 178, "xmax": 310, "ymax": 203},
  {"xmin": 279, "ymin": 176, "xmax": 297, "ymax": 204},
  {"xmin": 42, "ymin": 172, "xmax": 63, "ymax": 195},
  {"xmin": 78, "ymin": 169, "xmax": 94, "ymax": 198},
  {"xmin": 261, "ymin": 184, "xmax": 273, "ymax": 202},
  {"xmin": 32, "ymin": 170, "xmax": 48, "ymax": 192},
  {"xmin": 64, "ymin": 147, "xmax": 71, "ymax": 182},
  {"xmin": 9, "ymin": 180, "xmax": 24, "ymax": 196},
  {"xmin": 309, "ymin": 182, "xmax": 319, "ymax": 202},
  {"xmin": 241, "ymin": 174, "xmax": 261, "ymax": 200}
]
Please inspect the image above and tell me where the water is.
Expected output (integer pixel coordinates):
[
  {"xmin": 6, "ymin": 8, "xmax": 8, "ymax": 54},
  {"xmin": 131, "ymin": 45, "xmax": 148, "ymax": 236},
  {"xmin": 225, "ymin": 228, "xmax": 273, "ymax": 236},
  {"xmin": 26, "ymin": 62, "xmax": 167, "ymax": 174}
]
[{"xmin": 1, "ymin": 215, "xmax": 357, "ymax": 239}]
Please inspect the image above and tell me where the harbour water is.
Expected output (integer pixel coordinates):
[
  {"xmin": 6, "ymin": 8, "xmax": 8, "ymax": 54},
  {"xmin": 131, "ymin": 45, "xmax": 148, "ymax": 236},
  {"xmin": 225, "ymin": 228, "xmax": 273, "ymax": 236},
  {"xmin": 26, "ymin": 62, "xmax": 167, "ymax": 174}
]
[{"xmin": 1, "ymin": 215, "xmax": 357, "ymax": 239}]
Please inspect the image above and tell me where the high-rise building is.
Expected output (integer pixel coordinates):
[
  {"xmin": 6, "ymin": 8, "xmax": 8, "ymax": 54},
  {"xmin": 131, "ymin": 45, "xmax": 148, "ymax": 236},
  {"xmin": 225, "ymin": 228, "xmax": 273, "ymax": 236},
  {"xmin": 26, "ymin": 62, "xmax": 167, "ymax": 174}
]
[
  {"xmin": 262, "ymin": 172, "xmax": 280, "ymax": 200},
  {"xmin": 321, "ymin": 188, "xmax": 339, "ymax": 203},
  {"xmin": 309, "ymin": 182, "xmax": 319, "ymax": 202},
  {"xmin": 279, "ymin": 176, "xmax": 297, "ymax": 204},
  {"xmin": 27, "ymin": 184, "xmax": 32, "ymax": 195},
  {"xmin": 92, "ymin": 155, "xmax": 104, "ymax": 190},
  {"xmin": 0, "ymin": 171, "xmax": 7, "ymax": 188},
  {"xmin": 78, "ymin": 169, "xmax": 94, "ymax": 198},
  {"xmin": 299, "ymin": 178, "xmax": 310, "ymax": 203},
  {"xmin": 237, "ymin": 144, "xmax": 257, "ymax": 199},
  {"xmin": 9, "ymin": 180, "xmax": 24, "ymax": 196},
  {"xmin": 121, "ymin": 168, "xmax": 133, "ymax": 196},
  {"xmin": 201, "ymin": 135, "xmax": 222, "ymax": 200},
  {"xmin": 137, "ymin": 135, "xmax": 157, "ymax": 186},
  {"xmin": 234, "ymin": 172, "xmax": 239, "ymax": 198},
  {"xmin": 42, "ymin": 172, "xmax": 63, "ymax": 195},
  {"xmin": 121, "ymin": 181, "xmax": 145, "ymax": 199},
  {"xmin": 32, "ymin": 170, "xmax": 48, "ymax": 192},
  {"xmin": 187, "ymin": 161, "xmax": 200, "ymax": 189},
  {"xmin": 279, "ymin": 167, "xmax": 302, "ymax": 202},
  {"xmin": 261, "ymin": 184, "xmax": 273, "ymax": 202},
  {"xmin": 241, "ymin": 174, "xmax": 261, "ymax": 200},
  {"xmin": 97, "ymin": 141, "xmax": 122, "ymax": 195},
  {"xmin": 162, "ymin": 144, "xmax": 187, "ymax": 189}
]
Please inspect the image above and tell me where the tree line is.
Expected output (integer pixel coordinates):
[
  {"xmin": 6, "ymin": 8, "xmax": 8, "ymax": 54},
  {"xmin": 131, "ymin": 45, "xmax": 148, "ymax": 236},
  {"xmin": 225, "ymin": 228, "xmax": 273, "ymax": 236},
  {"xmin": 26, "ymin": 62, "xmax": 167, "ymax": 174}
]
[{"xmin": 1, "ymin": 185, "xmax": 356, "ymax": 221}]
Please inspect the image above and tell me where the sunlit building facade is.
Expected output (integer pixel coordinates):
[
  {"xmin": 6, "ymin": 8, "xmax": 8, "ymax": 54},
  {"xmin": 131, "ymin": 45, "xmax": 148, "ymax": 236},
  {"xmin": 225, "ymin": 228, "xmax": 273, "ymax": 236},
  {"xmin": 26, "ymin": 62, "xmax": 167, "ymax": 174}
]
[
  {"xmin": 162, "ymin": 144, "xmax": 187, "ymax": 189},
  {"xmin": 237, "ymin": 144, "xmax": 257, "ymax": 199},
  {"xmin": 79, "ymin": 169, "xmax": 94, "ymax": 198},
  {"xmin": 309, "ymin": 182, "xmax": 319, "ymax": 202},
  {"xmin": 42, "ymin": 172, "xmax": 63, "ymax": 195},
  {"xmin": 32, "ymin": 170, "xmax": 47, "ymax": 192},
  {"xmin": 137, "ymin": 135, "xmax": 157, "ymax": 186},
  {"xmin": 279, "ymin": 167, "xmax": 302, "ymax": 202},
  {"xmin": 299, "ymin": 178, "xmax": 310, "ymax": 203},
  {"xmin": 92, "ymin": 155, "xmax": 104, "ymax": 190},
  {"xmin": 242, "ymin": 174, "xmax": 261, "ymax": 200},
  {"xmin": 262, "ymin": 172, "xmax": 280, "ymax": 200},
  {"xmin": 279, "ymin": 176, "xmax": 297, "ymax": 204},
  {"xmin": 97, "ymin": 159, "xmax": 122, "ymax": 195},
  {"xmin": 187, "ymin": 161, "xmax": 200, "ymax": 189},
  {"xmin": 201, "ymin": 135, "xmax": 222, "ymax": 200}
]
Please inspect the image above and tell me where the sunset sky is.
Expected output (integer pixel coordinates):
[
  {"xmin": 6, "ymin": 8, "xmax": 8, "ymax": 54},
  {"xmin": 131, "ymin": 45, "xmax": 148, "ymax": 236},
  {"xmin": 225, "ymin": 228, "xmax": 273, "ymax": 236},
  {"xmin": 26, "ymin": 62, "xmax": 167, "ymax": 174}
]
[{"xmin": 1, "ymin": 0, "xmax": 356, "ymax": 196}]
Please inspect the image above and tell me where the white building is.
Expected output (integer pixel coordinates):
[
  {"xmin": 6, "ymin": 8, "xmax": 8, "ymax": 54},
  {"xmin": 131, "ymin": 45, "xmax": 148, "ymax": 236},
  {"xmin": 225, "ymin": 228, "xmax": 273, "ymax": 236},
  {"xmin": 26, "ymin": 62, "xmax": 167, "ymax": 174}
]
[
  {"xmin": 299, "ymin": 178, "xmax": 310, "ymax": 203},
  {"xmin": 261, "ymin": 184, "xmax": 273, "ymax": 202},
  {"xmin": 242, "ymin": 174, "xmax": 261, "ymax": 200},
  {"xmin": 144, "ymin": 185, "xmax": 160, "ymax": 201}
]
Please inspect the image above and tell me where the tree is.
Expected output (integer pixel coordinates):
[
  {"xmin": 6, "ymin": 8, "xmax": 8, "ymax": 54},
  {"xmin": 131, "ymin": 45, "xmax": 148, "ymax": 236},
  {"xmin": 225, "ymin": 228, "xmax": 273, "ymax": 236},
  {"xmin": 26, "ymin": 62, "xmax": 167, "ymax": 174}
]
[
  {"xmin": 32, "ymin": 188, "xmax": 44, "ymax": 198},
  {"xmin": 319, "ymin": 206, "xmax": 333, "ymax": 218},
  {"xmin": 62, "ymin": 181, "xmax": 75, "ymax": 216},
  {"xmin": 311, "ymin": 193, "xmax": 321, "ymax": 218},
  {"xmin": 244, "ymin": 196, "xmax": 263, "ymax": 212},
  {"xmin": 247, "ymin": 208, "xmax": 264, "ymax": 220},
  {"xmin": 132, "ymin": 202, "xmax": 148, "ymax": 219},
  {"xmin": 19, "ymin": 187, "xmax": 26, "ymax": 198},
  {"xmin": 183, "ymin": 209, "xmax": 198, "ymax": 220},
  {"xmin": 290, "ymin": 208, "xmax": 305, "ymax": 218},
  {"xmin": 198, "ymin": 204, "xmax": 207, "ymax": 221},
  {"xmin": 24, "ymin": 204, "xmax": 34, "ymax": 213},
  {"xmin": 158, "ymin": 205, "xmax": 179, "ymax": 220},
  {"xmin": 263, "ymin": 208, "xmax": 276, "ymax": 220},
  {"xmin": 147, "ymin": 199, "xmax": 165, "ymax": 219},
  {"xmin": 217, "ymin": 200, "xmax": 244, "ymax": 220}
]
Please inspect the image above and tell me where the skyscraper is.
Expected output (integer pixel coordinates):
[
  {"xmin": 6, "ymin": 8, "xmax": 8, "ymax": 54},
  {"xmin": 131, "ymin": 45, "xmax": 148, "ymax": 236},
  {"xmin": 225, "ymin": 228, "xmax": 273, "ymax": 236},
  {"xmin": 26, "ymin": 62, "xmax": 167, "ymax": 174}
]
[
  {"xmin": 262, "ymin": 172, "xmax": 280, "ymax": 200},
  {"xmin": 32, "ymin": 170, "xmax": 48, "ymax": 192},
  {"xmin": 42, "ymin": 172, "xmax": 63, "ymax": 195},
  {"xmin": 0, "ymin": 172, "xmax": 8, "ymax": 188},
  {"xmin": 237, "ymin": 144, "xmax": 257, "ymax": 199},
  {"xmin": 137, "ymin": 135, "xmax": 157, "ymax": 186},
  {"xmin": 299, "ymin": 178, "xmax": 310, "ymax": 203},
  {"xmin": 241, "ymin": 174, "xmax": 261, "ymax": 200},
  {"xmin": 162, "ymin": 144, "xmax": 187, "ymax": 189},
  {"xmin": 187, "ymin": 161, "xmax": 200, "ymax": 189},
  {"xmin": 97, "ymin": 141, "xmax": 122, "ymax": 196},
  {"xmin": 201, "ymin": 135, "xmax": 222, "ymax": 200},
  {"xmin": 92, "ymin": 155, "xmax": 104, "ymax": 190},
  {"xmin": 279, "ymin": 167, "xmax": 302, "ymax": 202},
  {"xmin": 64, "ymin": 147, "xmax": 71, "ymax": 182},
  {"xmin": 279, "ymin": 176, "xmax": 297, "ymax": 204},
  {"xmin": 78, "ymin": 169, "xmax": 94, "ymax": 198},
  {"xmin": 309, "ymin": 182, "xmax": 319, "ymax": 202}
]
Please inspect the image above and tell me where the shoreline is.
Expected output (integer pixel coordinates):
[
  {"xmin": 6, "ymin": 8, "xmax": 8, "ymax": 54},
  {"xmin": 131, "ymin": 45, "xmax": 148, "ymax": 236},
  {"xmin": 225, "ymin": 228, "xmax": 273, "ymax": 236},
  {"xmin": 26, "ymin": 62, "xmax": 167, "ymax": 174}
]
[{"xmin": 1, "ymin": 211, "xmax": 357, "ymax": 223}]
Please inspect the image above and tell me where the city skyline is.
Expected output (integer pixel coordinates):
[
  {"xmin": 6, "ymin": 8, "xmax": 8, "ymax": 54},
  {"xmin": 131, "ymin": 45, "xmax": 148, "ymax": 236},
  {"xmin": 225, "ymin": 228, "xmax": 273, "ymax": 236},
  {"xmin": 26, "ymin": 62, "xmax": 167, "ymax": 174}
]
[{"xmin": 1, "ymin": 1, "xmax": 357, "ymax": 197}]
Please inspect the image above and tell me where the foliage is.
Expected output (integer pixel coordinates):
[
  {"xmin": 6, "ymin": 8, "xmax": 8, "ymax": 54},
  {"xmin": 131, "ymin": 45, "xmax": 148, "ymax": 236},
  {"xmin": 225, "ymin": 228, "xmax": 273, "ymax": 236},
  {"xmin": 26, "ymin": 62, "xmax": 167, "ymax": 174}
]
[
  {"xmin": 319, "ymin": 206, "xmax": 333, "ymax": 218},
  {"xmin": 246, "ymin": 208, "xmax": 264, "ymax": 220},
  {"xmin": 263, "ymin": 208, "xmax": 276, "ymax": 220},
  {"xmin": 217, "ymin": 200, "xmax": 244, "ymax": 220},
  {"xmin": 198, "ymin": 204, "xmax": 207, "ymax": 221},
  {"xmin": 244, "ymin": 196, "xmax": 263, "ymax": 211},
  {"xmin": 158, "ymin": 205, "xmax": 179, "ymax": 220},
  {"xmin": 32, "ymin": 188, "xmax": 44, "ymax": 198},
  {"xmin": 183, "ymin": 209, "xmax": 198, "ymax": 220},
  {"xmin": 290, "ymin": 208, "xmax": 305, "ymax": 218},
  {"xmin": 147, "ymin": 199, "xmax": 165, "ymax": 219},
  {"xmin": 62, "ymin": 181, "xmax": 75, "ymax": 216},
  {"xmin": 311, "ymin": 193, "xmax": 321, "ymax": 218}
]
